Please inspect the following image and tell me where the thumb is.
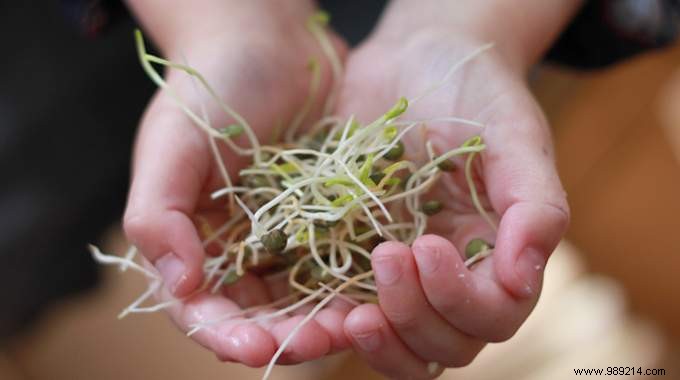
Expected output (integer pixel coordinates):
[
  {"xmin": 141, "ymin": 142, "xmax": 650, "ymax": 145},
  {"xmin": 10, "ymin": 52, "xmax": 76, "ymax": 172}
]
[
  {"xmin": 483, "ymin": 96, "xmax": 570, "ymax": 299},
  {"xmin": 123, "ymin": 91, "xmax": 211, "ymax": 297}
]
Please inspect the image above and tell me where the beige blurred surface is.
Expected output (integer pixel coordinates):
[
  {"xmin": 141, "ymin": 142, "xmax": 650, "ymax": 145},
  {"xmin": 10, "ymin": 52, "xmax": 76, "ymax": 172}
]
[
  {"xmin": 535, "ymin": 42, "xmax": 680, "ymax": 340},
  {"xmin": 3, "ymin": 36, "xmax": 680, "ymax": 380}
]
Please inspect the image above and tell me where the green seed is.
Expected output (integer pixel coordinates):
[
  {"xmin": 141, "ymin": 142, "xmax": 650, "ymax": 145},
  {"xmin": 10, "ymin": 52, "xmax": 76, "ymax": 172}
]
[
  {"xmin": 260, "ymin": 229, "xmax": 288, "ymax": 254},
  {"xmin": 384, "ymin": 141, "xmax": 404, "ymax": 161},
  {"xmin": 437, "ymin": 158, "xmax": 456, "ymax": 172},
  {"xmin": 369, "ymin": 172, "xmax": 386, "ymax": 184},
  {"xmin": 465, "ymin": 238, "xmax": 492, "ymax": 259},
  {"xmin": 421, "ymin": 200, "xmax": 443, "ymax": 216}
]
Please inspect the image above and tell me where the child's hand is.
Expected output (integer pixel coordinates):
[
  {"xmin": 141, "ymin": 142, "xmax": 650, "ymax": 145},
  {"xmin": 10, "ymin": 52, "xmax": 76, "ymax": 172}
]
[
  {"xmin": 123, "ymin": 0, "xmax": 353, "ymax": 367},
  {"xmin": 335, "ymin": 7, "xmax": 571, "ymax": 378}
]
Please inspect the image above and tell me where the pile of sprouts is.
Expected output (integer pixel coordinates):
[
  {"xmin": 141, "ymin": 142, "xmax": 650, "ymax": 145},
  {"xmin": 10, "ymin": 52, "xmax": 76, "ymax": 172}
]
[{"xmin": 91, "ymin": 12, "xmax": 495, "ymax": 380}]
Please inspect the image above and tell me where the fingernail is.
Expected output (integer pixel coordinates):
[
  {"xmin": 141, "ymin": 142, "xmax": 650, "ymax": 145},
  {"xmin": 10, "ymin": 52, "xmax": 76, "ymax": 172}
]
[
  {"xmin": 413, "ymin": 245, "xmax": 440, "ymax": 274},
  {"xmin": 515, "ymin": 248, "xmax": 546, "ymax": 297},
  {"xmin": 155, "ymin": 253, "xmax": 186, "ymax": 294},
  {"xmin": 373, "ymin": 255, "xmax": 402, "ymax": 285},
  {"xmin": 352, "ymin": 329, "xmax": 382, "ymax": 352}
]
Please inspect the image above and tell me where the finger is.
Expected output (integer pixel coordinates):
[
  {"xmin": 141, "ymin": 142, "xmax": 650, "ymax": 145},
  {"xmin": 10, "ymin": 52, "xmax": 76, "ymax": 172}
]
[
  {"xmin": 345, "ymin": 303, "xmax": 442, "ymax": 380},
  {"xmin": 267, "ymin": 299, "xmax": 353, "ymax": 363},
  {"xmin": 123, "ymin": 94, "xmax": 212, "ymax": 297},
  {"xmin": 163, "ymin": 290, "xmax": 277, "ymax": 367},
  {"xmin": 311, "ymin": 303, "xmax": 353, "ymax": 352},
  {"xmin": 268, "ymin": 314, "xmax": 332, "ymax": 364},
  {"xmin": 412, "ymin": 234, "xmax": 531, "ymax": 342},
  {"xmin": 289, "ymin": 299, "xmax": 354, "ymax": 353},
  {"xmin": 372, "ymin": 241, "xmax": 485, "ymax": 366},
  {"xmin": 482, "ymin": 93, "xmax": 570, "ymax": 299}
]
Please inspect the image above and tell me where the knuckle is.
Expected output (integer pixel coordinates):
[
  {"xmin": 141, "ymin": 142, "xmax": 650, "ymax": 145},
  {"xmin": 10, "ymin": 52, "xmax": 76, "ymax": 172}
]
[
  {"xmin": 427, "ymin": 283, "xmax": 469, "ymax": 317},
  {"xmin": 433, "ymin": 297, "xmax": 464, "ymax": 318},
  {"xmin": 122, "ymin": 212, "xmax": 152, "ymax": 241},
  {"xmin": 384, "ymin": 308, "xmax": 419, "ymax": 331}
]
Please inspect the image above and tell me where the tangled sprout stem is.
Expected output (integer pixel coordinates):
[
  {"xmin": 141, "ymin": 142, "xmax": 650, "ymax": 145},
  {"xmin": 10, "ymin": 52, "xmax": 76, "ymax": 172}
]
[{"xmin": 92, "ymin": 13, "xmax": 497, "ymax": 380}]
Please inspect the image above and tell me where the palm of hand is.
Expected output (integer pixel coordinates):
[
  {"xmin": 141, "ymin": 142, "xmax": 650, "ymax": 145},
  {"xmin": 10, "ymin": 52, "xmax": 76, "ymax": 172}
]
[
  {"xmin": 329, "ymin": 31, "xmax": 570, "ymax": 377},
  {"xmin": 125, "ymin": 25, "xmax": 355, "ymax": 367}
]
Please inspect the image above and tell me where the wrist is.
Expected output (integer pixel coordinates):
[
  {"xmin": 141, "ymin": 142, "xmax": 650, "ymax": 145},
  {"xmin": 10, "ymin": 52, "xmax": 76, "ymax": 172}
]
[
  {"xmin": 125, "ymin": 0, "xmax": 316, "ymax": 57},
  {"xmin": 373, "ymin": 0, "xmax": 583, "ymax": 74}
]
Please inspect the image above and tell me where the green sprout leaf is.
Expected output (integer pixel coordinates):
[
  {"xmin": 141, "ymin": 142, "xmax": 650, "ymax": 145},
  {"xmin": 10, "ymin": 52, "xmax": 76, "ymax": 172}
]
[
  {"xmin": 384, "ymin": 97, "xmax": 408, "ymax": 120},
  {"xmin": 384, "ymin": 141, "xmax": 405, "ymax": 161},
  {"xmin": 359, "ymin": 154, "xmax": 375, "ymax": 184},
  {"xmin": 331, "ymin": 194, "xmax": 353, "ymax": 207},
  {"xmin": 462, "ymin": 135, "xmax": 483, "ymax": 148},
  {"xmin": 383, "ymin": 125, "xmax": 398, "ymax": 140},
  {"xmin": 465, "ymin": 238, "xmax": 492, "ymax": 259},
  {"xmin": 222, "ymin": 270, "xmax": 242, "ymax": 286},
  {"xmin": 421, "ymin": 200, "xmax": 443, "ymax": 216},
  {"xmin": 220, "ymin": 124, "xmax": 244, "ymax": 138},
  {"xmin": 311, "ymin": 10, "xmax": 330, "ymax": 25},
  {"xmin": 324, "ymin": 176, "xmax": 355, "ymax": 187}
]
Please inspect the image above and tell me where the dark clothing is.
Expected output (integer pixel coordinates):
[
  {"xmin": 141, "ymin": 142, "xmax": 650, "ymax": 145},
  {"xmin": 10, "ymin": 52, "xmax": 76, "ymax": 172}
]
[
  {"xmin": 0, "ymin": 2, "xmax": 153, "ymax": 342},
  {"xmin": 62, "ymin": 0, "xmax": 680, "ymax": 67},
  {"xmin": 547, "ymin": 0, "xmax": 680, "ymax": 68}
]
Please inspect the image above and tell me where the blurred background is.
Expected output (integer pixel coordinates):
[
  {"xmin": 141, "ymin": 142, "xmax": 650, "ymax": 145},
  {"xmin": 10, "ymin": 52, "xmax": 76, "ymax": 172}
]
[{"xmin": 2, "ymin": 1, "xmax": 680, "ymax": 379}]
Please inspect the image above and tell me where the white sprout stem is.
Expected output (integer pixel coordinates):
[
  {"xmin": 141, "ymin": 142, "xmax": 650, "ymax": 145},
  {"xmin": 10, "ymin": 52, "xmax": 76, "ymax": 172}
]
[
  {"xmin": 394, "ymin": 116, "xmax": 485, "ymax": 128},
  {"xmin": 262, "ymin": 271, "xmax": 374, "ymax": 380},
  {"xmin": 375, "ymin": 122, "xmax": 420, "ymax": 160},
  {"xmin": 285, "ymin": 59, "xmax": 322, "ymax": 142},
  {"xmin": 465, "ymin": 149, "xmax": 498, "ymax": 232},
  {"xmin": 124, "ymin": 297, "xmax": 179, "ymax": 316},
  {"xmin": 307, "ymin": 15, "xmax": 343, "ymax": 117},
  {"xmin": 183, "ymin": 53, "xmax": 237, "ymax": 212},
  {"xmin": 241, "ymin": 285, "xmax": 329, "ymax": 325},
  {"xmin": 120, "ymin": 245, "xmax": 138, "ymax": 272},
  {"xmin": 235, "ymin": 242, "xmax": 247, "ymax": 276},
  {"xmin": 412, "ymin": 144, "xmax": 485, "ymax": 179},
  {"xmin": 465, "ymin": 247, "xmax": 493, "ymax": 267},
  {"xmin": 117, "ymin": 280, "xmax": 162, "ymax": 319},
  {"xmin": 89, "ymin": 244, "xmax": 158, "ymax": 279},
  {"xmin": 410, "ymin": 43, "xmax": 494, "ymax": 104},
  {"xmin": 201, "ymin": 212, "xmax": 245, "ymax": 247},
  {"xmin": 210, "ymin": 263, "xmax": 235, "ymax": 294},
  {"xmin": 308, "ymin": 224, "xmax": 377, "ymax": 292},
  {"xmin": 187, "ymin": 294, "xmax": 299, "ymax": 336},
  {"xmin": 139, "ymin": 54, "xmax": 262, "ymax": 161}
]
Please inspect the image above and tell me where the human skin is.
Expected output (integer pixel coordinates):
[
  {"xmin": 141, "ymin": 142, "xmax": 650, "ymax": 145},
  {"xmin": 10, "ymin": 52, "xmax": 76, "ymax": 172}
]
[
  {"xmin": 123, "ymin": 0, "xmax": 578, "ymax": 377},
  {"xmin": 337, "ymin": 0, "xmax": 579, "ymax": 376}
]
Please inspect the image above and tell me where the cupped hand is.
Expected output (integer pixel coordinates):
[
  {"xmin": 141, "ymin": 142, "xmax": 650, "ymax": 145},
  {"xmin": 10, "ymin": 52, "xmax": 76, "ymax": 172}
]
[
  {"xmin": 336, "ymin": 29, "xmax": 570, "ymax": 379},
  {"xmin": 123, "ymin": 2, "xmax": 354, "ymax": 367}
]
